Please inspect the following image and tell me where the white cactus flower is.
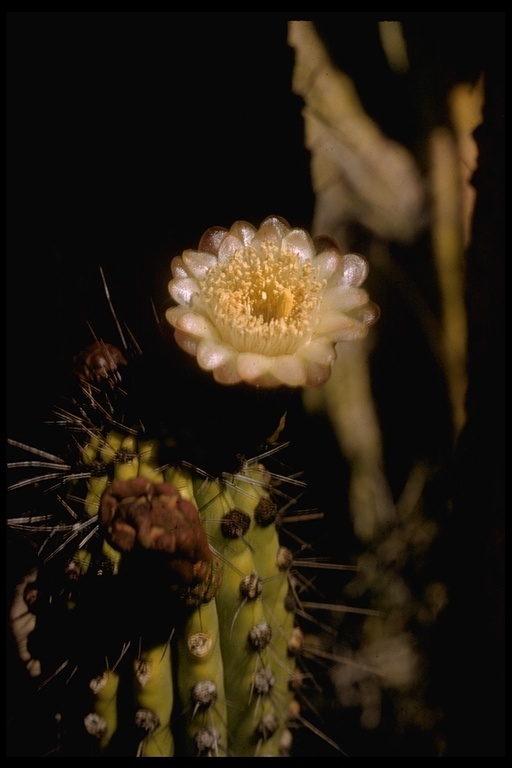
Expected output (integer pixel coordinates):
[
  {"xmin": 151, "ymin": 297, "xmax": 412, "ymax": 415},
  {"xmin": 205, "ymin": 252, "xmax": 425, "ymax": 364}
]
[{"xmin": 166, "ymin": 215, "xmax": 379, "ymax": 388}]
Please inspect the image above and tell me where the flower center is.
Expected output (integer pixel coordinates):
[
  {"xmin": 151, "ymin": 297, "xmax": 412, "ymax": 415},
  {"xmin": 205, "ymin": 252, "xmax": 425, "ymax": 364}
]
[{"xmin": 200, "ymin": 242, "xmax": 324, "ymax": 356}]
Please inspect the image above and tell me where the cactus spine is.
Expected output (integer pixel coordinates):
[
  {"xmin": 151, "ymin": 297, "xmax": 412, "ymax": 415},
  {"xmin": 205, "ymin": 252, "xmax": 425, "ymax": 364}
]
[{"xmin": 8, "ymin": 392, "xmax": 305, "ymax": 756}]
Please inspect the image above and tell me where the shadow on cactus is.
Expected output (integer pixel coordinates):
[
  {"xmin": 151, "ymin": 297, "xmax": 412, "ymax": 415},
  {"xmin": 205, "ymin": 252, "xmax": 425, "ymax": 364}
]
[{"xmin": 7, "ymin": 215, "xmax": 379, "ymax": 757}]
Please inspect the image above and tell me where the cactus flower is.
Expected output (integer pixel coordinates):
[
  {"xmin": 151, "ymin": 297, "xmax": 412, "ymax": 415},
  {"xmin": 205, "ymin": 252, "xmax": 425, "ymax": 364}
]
[{"xmin": 166, "ymin": 215, "xmax": 379, "ymax": 388}]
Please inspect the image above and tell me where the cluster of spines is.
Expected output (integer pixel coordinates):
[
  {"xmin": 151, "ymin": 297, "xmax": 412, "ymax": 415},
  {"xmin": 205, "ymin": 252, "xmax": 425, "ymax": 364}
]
[{"xmin": 9, "ymin": 418, "xmax": 305, "ymax": 757}]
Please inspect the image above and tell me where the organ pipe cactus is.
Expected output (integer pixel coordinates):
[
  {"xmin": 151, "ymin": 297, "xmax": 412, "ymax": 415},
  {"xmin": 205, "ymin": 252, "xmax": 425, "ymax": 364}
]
[{"xmin": 7, "ymin": 215, "xmax": 378, "ymax": 756}]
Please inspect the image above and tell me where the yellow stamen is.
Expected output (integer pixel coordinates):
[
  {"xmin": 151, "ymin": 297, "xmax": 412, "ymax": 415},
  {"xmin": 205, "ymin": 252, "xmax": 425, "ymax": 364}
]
[{"xmin": 200, "ymin": 242, "xmax": 324, "ymax": 356}]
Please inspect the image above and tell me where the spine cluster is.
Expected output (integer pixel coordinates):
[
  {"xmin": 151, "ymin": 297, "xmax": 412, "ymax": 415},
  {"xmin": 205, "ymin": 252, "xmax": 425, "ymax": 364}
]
[{"xmin": 10, "ymin": 381, "xmax": 303, "ymax": 756}]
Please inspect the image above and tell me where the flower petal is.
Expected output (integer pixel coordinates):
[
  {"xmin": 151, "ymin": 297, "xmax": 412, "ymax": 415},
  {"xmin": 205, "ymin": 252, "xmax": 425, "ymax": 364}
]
[
  {"xmin": 327, "ymin": 317, "xmax": 370, "ymax": 342},
  {"xmin": 313, "ymin": 234, "xmax": 340, "ymax": 255},
  {"xmin": 333, "ymin": 253, "xmax": 369, "ymax": 287},
  {"xmin": 304, "ymin": 360, "xmax": 333, "ymax": 387},
  {"xmin": 315, "ymin": 309, "xmax": 349, "ymax": 335},
  {"xmin": 168, "ymin": 277, "xmax": 199, "ymax": 307},
  {"xmin": 350, "ymin": 301, "xmax": 381, "ymax": 327},
  {"xmin": 213, "ymin": 358, "xmax": 242, "ymax": 385},
  {"xmin": 270, "ymin": 355, "xmax": 307, "ymax": 387},
  {"xmin": 253, "ymin": 372, "xmax": 282, "ymax": 389},
  {"xmin": 316, "ymin": 309, "xmax": 367, "ymax": 337},
  {"xmin": 165, "ymin": 305, "xmax": 188, "ymax": 328},
  {"xmin": 321, "ymin": 286, "xmax": 369, "ymax": 312},
  {"xmin": 217, "ymin": 233, "xmax": 245, "ymax": 263},
  {"xmin": 251, "ymin": 216, "xmax": 290, "ymax": 250},
  {"xmin": 237, "ymin": 352, "xmax": 272, "ymax": 382},
  {"xmin": 299, "ymin": 338, "xmax": 336, "ymax": 366},
  {"xmin": 182, "ymin": 251, "xmax": 218, "ymax": 279},
  {"xmin": 313, "ymin": 248, "xmax": 342, "ymax": 281},
  {"xmin": 228, "ymin": 220, "xmax": 257, "ymax": 246},
  {"xmin": 166, "ymin": 307, "xmax": 214, "ymax": 339},
  {"xmin": 258, "ymin": 215, "xmax": 290, "ymax": 239},
  {"xmin": 196, "ymin": 338, "xmax": 235, "ymax": 371},
  {"xmin": 282, "ymin": 228, "xmax": 315, "ymax": 263},
  {"xmin": 171, "ymin": 256, "xmax": 189, "ymax": 279},
  {"xmin": 198, "ymin": 227, "xmax": 228, "ymax": 256},
  {"xmin": 174, "ymin": 329, "xmax": 198, "ymax": 356}
]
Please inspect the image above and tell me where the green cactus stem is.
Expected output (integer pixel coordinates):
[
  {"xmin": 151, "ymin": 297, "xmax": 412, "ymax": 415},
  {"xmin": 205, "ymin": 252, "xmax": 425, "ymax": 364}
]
[{"xmin": 7, "ymin": 230, "xmax": 369, "ymax": 756}]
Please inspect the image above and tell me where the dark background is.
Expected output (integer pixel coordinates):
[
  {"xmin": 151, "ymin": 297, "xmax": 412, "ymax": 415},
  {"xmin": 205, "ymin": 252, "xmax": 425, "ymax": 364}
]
[
  {"xmin": 6, "ymin": 12, "xmax": 314, "ymax": 437},
  {"xmin": 6, "ymin": 12, "xmax": 505, "ymax": 757}
]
